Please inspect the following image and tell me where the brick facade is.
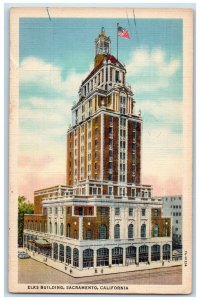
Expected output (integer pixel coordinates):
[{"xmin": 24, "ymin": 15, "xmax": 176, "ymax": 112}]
[
  {"xmin": 82, "ymin": 207, "xmax": 110, "ymax": 240},
  {"xmin": 151, "ymin": 208, "xmax": 171, "ymax": 237}
]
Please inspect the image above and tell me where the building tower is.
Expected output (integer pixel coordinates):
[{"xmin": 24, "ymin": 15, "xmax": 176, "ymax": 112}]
[
  {"xmin": 66, "ymin": 27, "xmax": 145, "ymax": 199},
  {"xmin": 23, "ymin": 28, "xmax": 173, "ymax": 277}
]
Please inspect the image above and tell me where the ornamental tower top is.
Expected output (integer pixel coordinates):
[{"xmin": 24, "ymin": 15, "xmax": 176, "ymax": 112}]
[{"xmin": 94, "ymin": 27, "xmax": 111, "ymax": 67}]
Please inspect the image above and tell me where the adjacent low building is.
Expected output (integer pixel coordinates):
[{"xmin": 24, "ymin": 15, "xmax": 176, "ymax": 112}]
[
  {"xmin": 162, "ymin": 195, "xmax": 182, "ymax": 249},
  {"xmin": 23, "ymin": 28, "xmax": 173, "ymax": 277}
]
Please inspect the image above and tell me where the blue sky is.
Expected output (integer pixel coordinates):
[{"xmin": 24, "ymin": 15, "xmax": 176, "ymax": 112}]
[{"xmin": 19, "ymin": 17, "xmax": 183, "ymax": 199}]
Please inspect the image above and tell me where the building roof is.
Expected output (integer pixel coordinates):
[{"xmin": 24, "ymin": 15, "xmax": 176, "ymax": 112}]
[{"xmin": 82, "ymin": 54, "xmax": 124, "ymax": 86}]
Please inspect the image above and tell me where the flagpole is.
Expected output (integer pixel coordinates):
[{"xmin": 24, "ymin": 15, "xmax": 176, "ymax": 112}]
[{"xmin": 117, "ymin": 23, "xmax": 119, "ymax": 60}]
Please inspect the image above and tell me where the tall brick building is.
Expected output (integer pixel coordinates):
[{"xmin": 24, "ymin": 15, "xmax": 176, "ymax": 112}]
[{"xmin": 23, "ymin": 28, "xmax": 172, "ymax": 277}]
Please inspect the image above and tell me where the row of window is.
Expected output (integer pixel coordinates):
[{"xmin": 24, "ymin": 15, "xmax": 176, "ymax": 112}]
[
  {"xmin": 172, "ymin": 212, "xmax": 181, "ymax": 216},
  {"xmin": 170, "ymin": 205, "xmax": 181, "ymax": 209},
  {"xmin": 49, "ymin": 207, "xmax": 71, "ymax": 215}
]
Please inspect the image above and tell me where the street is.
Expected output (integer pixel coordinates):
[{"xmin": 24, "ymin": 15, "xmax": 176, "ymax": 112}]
[{"xmin": 18, "ymin": 258, "xmax": 182, "ymax": 285}]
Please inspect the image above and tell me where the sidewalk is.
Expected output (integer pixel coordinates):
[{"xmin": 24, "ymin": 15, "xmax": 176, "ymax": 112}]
[{"xmin": 26, "ymin": 249, "xmax": 182, "ymax": 278}]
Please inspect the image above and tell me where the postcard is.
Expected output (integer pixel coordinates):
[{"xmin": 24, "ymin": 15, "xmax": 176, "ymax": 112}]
[{"xmin": 9, "ymin": 6, "xmax": 193, "ymax": 294}]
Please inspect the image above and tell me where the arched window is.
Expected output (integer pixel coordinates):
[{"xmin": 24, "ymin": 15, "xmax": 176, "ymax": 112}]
[
  {"xmin": 141, "ymin": 224, "xmax": 146, "ymax": 238},
  {"xmin": 73, "ymin": 248, "xmax": 79, "ymax": 267},
  {"xmin": 114, "ymin": 224, "xmax": 120, "ymax": 239},
  {"xmin": 151, "ymin": 244, "xmax": 160, "ymax": 261},
  {"xmin": 128, "ymin": 224, "xmax": 134, "ymax": 239},
  {"xmin": 163, "ymin": 244, "xmax": 170, "ymax": 260},
  {"xmin": 126, "ymin": 246, "xmax": 136, "ymax": 265},
  {"xmin": 67, "ymin": 223, "xmax": 70, "ymax": 238},
  {"xmin": 139, "ymin": 245, "xmax": 148, "ymax": 262},
  {"xmin": 99, "ymin": 224, "xmax": 107, "ymax": 239},
  {"xmin": 83, "ymin": 249, "xmax": 94, "ymax": 268},
  {"xmin": 49, "ymin": 221, "xmax": 52, "ymax": 234},
  {"xmin": 74, "ymin": 230, "xmax": 77, "ymax": 239},
  {"xmin": 112, "ymin": 247, "xmax": 123, "ymax": 265},
  {"xmin": 59, "ymin": 244, "xmax": 64, "ymax": 262},
  {"xmin": 66, "ymin": 246, "xmax": 71, "ymax": 264},
  {"xmin": 153, "ymin": 224, "xmax": 159, "ymax": 237},
  {"xmin": 60, "ymin": 223, "xmax": 64, "ymax": 236},
  {"xmin": 55, "ymin": 222, "xmax": 57, "ymax": 235},
  {"xmin": 97, "ymin": 248, "xmax": 109, "ymax": 266},
  {"xmin": 86, "ymin": 229, "xmax": 92, "ymax": 240},
  {"xmin": 53, "ymin": 243, "xmax": 58, "ymax": 260}
]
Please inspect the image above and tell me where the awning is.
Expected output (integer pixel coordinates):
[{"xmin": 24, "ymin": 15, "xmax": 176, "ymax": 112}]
[{"xmin": 35, "ymin": 239, "xmax": 51, "ymax": 248}]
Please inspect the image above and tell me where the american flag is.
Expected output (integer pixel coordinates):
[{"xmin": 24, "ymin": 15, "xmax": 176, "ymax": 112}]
[{"xmin": 118, "ymin": 26, "xmax": 130, "ymax": 39}]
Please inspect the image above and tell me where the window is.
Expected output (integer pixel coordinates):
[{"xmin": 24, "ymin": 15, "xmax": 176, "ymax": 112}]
[
  {"xmin": 109, "ymin": 127, "xmax": 113, "ymax": 134},
  {"xmin": 83, "ymin": 249, "xmax": 94, "ymax": 268},
  {"xmin": 115, "ymin": 70, "xmax": 119, "ymax": 82},
  {"xmin": 108, "ymin": 162, "xmax": 112, "ymax": 169},
  {"xmin": 73, "ymin": 248, "xmax": 79, "ymax": 267},
  {"xmin": 109, "ymin": 139, "xmax": 113, "ymax": 146},
  {"xmin": 99, "ymin": 224, "xmax": 107, "ymax": 239},
  {"xmin": 141, "ymin": 209, "xmax": 146, "ymax": 216},
  {"xmin": 109, "ymin": 116, "xmax": 113, "ymax": 123},
  {"xmin": 179, "ymin": 212, "xmax": 181, "ymax": 216},
  {"xmin": 55, "ymin": 222, "xmax": 57, "ymax": 235},
  {"xmin": 115, "ymin": 207, "xmax": 120, "ymax": 216},
  {"xmin": 97, "ymin": 248, "xmax": 109, "ymax": 266},
  {"xmin": 119, "ymin": 187, "xmax": 125, "ymax": 196},
  {"xmin": 114, "ymin": 224, "xmax": 120, "ymax": 239},
  {"xmin": 141, "ymin": 224, "xmax": 146, "ymax": 238},
  {"xmin": 60, "ymin": 223, "xmax": 64, "ymax": 236},
  {"xmin": 153, "ymin": 224, "xmax": 159, "ymax": 237},
  {"xmin": 67, "ymin": 207, "xmax": 71, "ymax": 216},
  {"xmin": 108, "ymin": 186, "xmax": 113, "ymax": 195},
  {"xmin": 109, "ymin": 150, "xmax": 113, "ymax": 157},
  {"xmin": 176, "ymin": 220, "xmax": 178, "ymax": 224},
  {"xmin": 101, "ymin": 207, "xmax": 107, "ymax": 216},
  {"xmin": 131, "ymin": 189, "xmax": 136, "ymax": 197},
  {"xmin": 67, "ymin": 223, "xmax": 70, "ymax": 237},
  {"xmin": 129, "ymin": 208, "xmax": 133, "ymax": 216},
  {"xmin": 66, "ymin": 246, "xmax": 71, "ymax": 264},
  {"xmin": 55, "ymin": 207, "xmax": 58, "ymax": 215},
  {"xmin": 74, "ymin": 230, "xmax": 77, "ymax": 239},
  {"xmin": 128, "ymin": 224, "xmax": 134, "ymax": 239},
  {"xmin": 93, "ymin": 187, "xmax": 97, "ymax": 195},
  {"xmin": 108, "ymin": 174, "xmax": 112, "ymax": 181},
  {"xmin": 49, "ymin": 222, "xmax": 52, "ymax": 234},
  {"xmin": 154, "ymin": 209, "xmax": 158, "ymax": 217}
]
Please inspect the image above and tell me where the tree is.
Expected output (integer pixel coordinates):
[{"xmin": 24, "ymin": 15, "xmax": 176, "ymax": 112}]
[{"xmin": 18, "ymin": 195, "xmax": 34, "ymax": 246}]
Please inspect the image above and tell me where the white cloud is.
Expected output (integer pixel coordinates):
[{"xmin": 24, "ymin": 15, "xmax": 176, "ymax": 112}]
[
  {"xmin": 125, "ymin": 48, "xmax": 180, "ymax": 93},
  {"xmin": 138, "ymin": 99, "xmax": 182, "ymax": 126},
  {"xmin": 20, "ymin": 56, "xmax": 89, "ymax": 101}
]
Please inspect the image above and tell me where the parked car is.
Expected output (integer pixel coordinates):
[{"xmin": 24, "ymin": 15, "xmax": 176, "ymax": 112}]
[{"xmin": 18, "ymin": 251, "xmax": 30, "ymax": 259}]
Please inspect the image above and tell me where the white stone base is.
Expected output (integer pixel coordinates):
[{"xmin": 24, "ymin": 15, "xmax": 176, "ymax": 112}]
[{"xmin": 24, "ymin": 249, "xmax": 182, "ymax": 278}]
